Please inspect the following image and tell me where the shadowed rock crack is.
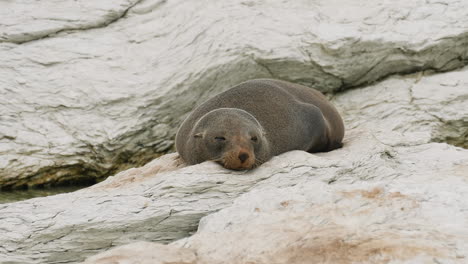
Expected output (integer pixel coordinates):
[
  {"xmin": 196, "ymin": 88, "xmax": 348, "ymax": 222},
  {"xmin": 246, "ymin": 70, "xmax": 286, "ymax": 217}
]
[
  {"xmin": 408, "ymin": 76, "xmax": 467, "ymax": 148},
  {"xmin": 2, "ymin": 0, "xmax": 145, "ymax": 45}
]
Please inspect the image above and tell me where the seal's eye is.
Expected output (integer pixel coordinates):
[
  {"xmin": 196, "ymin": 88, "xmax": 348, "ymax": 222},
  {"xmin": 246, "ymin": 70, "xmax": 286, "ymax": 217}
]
[
  {"xmin": 251, "ymin": 136, "xmax": 258, "ymax": 142},
  {"xmin": 214, "ymin": 136, "xmax": 226, "ymax": 141}
]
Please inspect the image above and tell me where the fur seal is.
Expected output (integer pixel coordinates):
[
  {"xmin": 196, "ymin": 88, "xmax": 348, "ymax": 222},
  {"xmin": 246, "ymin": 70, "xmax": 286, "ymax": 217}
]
[{"xmin": 175, "ymin": 79, "xmax": 344, "ymax": 170}]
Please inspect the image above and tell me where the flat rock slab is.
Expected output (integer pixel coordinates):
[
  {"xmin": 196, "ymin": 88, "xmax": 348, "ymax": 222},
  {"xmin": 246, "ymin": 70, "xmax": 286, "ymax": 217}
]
[
  {"xmin": 85, "ymin": 144, "xmax": 468, "ymax": 264},
  {"xmin": 2, "ymin": 0, "xmax": 468, "ymax": 188},
  {"xmin": 1, "ymin": 66, "xmax": 467, "ymax": 263}
]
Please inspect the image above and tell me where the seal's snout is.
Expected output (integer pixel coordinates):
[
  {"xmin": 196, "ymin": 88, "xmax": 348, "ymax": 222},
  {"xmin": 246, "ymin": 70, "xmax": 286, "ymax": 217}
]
[
  {"xmin": 221, "ymin": 147, "xmax": 255, "ymax": 170},
  {"xmin": 238, "ymin": 152, "xmax": 249, "ymax": 163}
]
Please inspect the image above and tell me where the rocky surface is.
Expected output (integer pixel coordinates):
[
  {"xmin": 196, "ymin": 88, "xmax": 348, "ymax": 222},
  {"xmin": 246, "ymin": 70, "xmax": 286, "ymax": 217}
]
[
  {"xmin": 87, "ymin": 140, "xmax": 468, "ymax": 263},
  {"xmin": 1, "ymin": 65, "xmax": 467, "ymax": 263},
  {"xmin": 2, "ymin": 0, "xmax": 468, "ymax": 188},
  {"xmin": 0, "ymin": 0, "xmax": 141, "ymax": 44}
]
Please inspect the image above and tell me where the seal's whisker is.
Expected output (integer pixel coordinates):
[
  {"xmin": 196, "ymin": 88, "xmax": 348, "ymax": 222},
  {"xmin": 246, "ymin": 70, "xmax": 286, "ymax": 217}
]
[
  {"xmin": 209, "ymin": 156, "xmax": 225, "ymax": 165},
  {"xmin": 209, "ymin": 156, "xmax": 223, "ymax": 162},
  {"xmin": 255, "ymin": 157, "xmax": 266, "ymax": 164},
  {"xmin": 252, "ymin": 157, "xmax": 266, "ymax": 168}
]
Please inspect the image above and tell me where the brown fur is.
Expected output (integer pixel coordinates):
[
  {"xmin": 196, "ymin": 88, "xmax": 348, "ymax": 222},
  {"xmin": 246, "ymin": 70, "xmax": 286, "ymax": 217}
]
[{"xmin": 175, "ymin": 79, "xmax": 344, "ymax": 170}]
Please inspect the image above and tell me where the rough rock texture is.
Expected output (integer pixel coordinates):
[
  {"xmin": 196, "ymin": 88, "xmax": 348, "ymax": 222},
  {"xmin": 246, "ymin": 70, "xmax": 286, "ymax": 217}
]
[
  {"xmin": 83, "ymin": 242, "xmax": 197, "ymax": 264},
  {"xmin": 2, "ymin": 0, "xmax": 468, "ymax": 188},
  {"xmin": 1, "ymin": 65, "xmax": 467, "ymax": 263},
  {"xmin": 0, "ymin": 0, "xmax": 141, "ymax": 44}
]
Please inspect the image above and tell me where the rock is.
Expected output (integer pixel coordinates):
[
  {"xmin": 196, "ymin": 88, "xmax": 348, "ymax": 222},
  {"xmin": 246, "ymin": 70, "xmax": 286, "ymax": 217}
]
[
  {"xmin": 335, "ymin": 68, "xmax": 468, "ymax": 149},
  {"xmin": 2, "ymin": 0, "xmax": 468, "ymax": 188},
  {"xmin": 0, "ymin": 0, "xmax": 141, "ymax": 44},
  {"xmin": 82, "ymin": 142, "xmax": 468, "ymax": 263},
  {"xmin": 1, "ymin": 65, "xmax": 467, "ymax": 263},
  {"xmin": 0, "ymin": 152, "xmax": 271, "ymax": 263},
  {"xmin": 82, "ymin": 242, "xmax": 197, "ymax": 264},
  {"xmin": 176, "ymin": 146, "xmax": 468, "ymax": 264}
]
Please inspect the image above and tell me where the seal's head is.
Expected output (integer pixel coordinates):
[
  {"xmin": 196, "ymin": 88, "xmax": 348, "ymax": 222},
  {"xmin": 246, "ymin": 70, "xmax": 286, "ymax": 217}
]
[{"xmin": 188, "ymin": 108, "xmax": 270, "ymax": 170}]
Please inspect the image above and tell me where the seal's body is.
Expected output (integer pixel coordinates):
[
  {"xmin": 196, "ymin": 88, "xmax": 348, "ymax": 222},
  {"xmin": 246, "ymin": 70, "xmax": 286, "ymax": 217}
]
[{"xmin": 176, "ymin": 79, "xmax": 344, "ymax": 170}]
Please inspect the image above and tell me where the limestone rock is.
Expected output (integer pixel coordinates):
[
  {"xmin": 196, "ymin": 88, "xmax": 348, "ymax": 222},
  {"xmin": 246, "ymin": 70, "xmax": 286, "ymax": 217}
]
[
  {"xmin": 0, "ymin": 152, "xmax": 270, "ymax": 263},
  {"xmin": 0, "ymin": 0, "xmax": 141, "ymax": 44},
  {"xmin": 83, "ymin": 141, "xmax": 468, "ymax": 263},
  {"xmin": 82, "ymin": 242, "xmax": 197, "ymax": 264},
  {"xmin": 1, "ymin": 65, "xmax": 467, "ymax": 263},
  {"xmin": 176, "ymin": 145, "xmax": 468, "ymax": 264},
  {"xmin": 2, "ymin": 0, "xmax": 468, "ymax": 188}
]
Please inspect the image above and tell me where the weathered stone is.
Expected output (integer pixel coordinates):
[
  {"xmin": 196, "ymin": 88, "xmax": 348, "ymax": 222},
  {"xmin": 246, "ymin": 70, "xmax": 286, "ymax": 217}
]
[
  {"xmin": 0, "ymin": 152, "xmax": 270, "ymax": 263},
  {"xmin": 1, "ymin": 65, "xmax": 467, "ymax": 263},
  {"xmin": 335, "ymin": 68, "xmax": 468, "ymax": 149},
  {"xmin": 82, "ymin": 141, "xmax": 468, "ymax": 263},
  {"xmin": 175, "ymin": 146, "xmax": 467, "ymax": 264},
  {"xmin": 0, "ymin": 0, "xmax": 141, "ymax": 44},
  {"xmin": 2, "ymin": 0, "xmax": 468, "ymax": 188},
  {"xmin": 82, "ymin": 242, "xmax": 197, "ymax": 264}
]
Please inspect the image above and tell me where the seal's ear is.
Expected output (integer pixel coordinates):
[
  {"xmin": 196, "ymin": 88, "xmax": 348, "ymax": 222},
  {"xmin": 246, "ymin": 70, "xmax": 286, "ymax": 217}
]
[{"xmin": 194, "ymin": 132, "xmax": 203, "ymax": 138}]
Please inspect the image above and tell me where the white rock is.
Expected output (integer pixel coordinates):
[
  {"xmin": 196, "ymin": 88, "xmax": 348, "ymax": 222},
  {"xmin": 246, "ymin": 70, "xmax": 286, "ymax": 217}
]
[
  {"xmin": 1, "ymin": 65, "xmax": 467, "ymax": 263},
  {"xmin": 2, "ymin": 0, "xmax": 468, "ymax": 188},
  {"xmin": 176, "ymin": 145, "xmax": 468, "ymax": 264},
  {"xmin": 82, "ymin": 142, "xmax": 468, "ymax": 263},
  {"xmin": 0, "ymin": 0, "xmax": 140, "ymax": 44},
  {"xmin": 83, "ymin": 241, "xmax": 197, "ymax": 264}
]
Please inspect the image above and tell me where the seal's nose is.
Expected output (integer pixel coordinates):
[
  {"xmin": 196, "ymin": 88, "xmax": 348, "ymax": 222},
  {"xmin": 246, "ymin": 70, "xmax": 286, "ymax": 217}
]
[{"xmin": 238, "ymin": 152, "xmax": 249, "ymax": 163}]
